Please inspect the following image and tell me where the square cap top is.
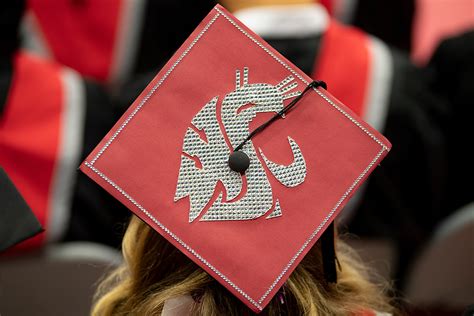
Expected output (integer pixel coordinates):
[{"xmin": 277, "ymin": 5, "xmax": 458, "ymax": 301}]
[{"xmin": 80, "ymin": 5, "xmax": 391, "ymax": 313}]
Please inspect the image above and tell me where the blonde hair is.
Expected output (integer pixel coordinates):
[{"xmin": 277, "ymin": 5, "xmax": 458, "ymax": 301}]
[{"xmin": 92, "ymin": 216, "xmax": 397, "ymax": 315}]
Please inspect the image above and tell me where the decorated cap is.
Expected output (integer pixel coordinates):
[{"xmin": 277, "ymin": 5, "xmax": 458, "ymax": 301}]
[{"xmin": 80, "ymin": 5, "xmax": 391, "ymax": 313}]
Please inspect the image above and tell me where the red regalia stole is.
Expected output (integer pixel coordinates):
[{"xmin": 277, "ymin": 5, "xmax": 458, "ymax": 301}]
[{"xmin": 0, "ymin": 52, "xmax": 84, "ymax": 249}]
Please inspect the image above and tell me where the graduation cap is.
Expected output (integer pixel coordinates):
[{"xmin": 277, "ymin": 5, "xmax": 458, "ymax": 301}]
[
  {"xmin": 0, "ymin": 166, "xmax": 42, "ymax": 252},
  {"xmin": 80, "ymin": 5, "xmax": 391, "ymax": 313}
]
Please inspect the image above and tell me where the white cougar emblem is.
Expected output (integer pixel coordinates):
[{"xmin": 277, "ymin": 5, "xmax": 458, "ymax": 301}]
[{"xmin": 174, "ymin": 68, "xmax": 307, "ymax": 222}]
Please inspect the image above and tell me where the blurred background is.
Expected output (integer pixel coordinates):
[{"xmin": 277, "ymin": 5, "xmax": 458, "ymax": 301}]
[{"xmin": 1, "ymin": 0, "xmax": 473, "ymax": 315}]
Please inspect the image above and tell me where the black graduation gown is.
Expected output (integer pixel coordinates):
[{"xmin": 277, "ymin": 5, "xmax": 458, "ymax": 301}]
[{"xmin": 426, "ymin": 30, "xmax": 474, "ymax": 214}]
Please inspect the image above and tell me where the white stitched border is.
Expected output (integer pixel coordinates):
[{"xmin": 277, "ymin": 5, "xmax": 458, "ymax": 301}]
[
  {"xmin": 215, "ymin": 7, "xmax": 388, "ymax": 151},
  {"xmin": 313, "ymin": 89, "xmax": 388, "ymax": 150},
  {"xmin": 90, "ymin": 12, "xmax": 221, "ymax": 165},
  {"xmin": 85, "ymin": 7, "xmax": 390, "ymax": 308},
  {"xmin": 86, "ymin": 146, "xmax": 387, "ymax": 307},
  {"xmin": 84, "ymin": 161, "xmax": 263, "ymax": 311},
  {"xmin": 257, "ymin": 147, "xmax": 386, "ymax": 303},
  {"xmin": 91, "ymin": 7, "xmax": 386, "ymax": 166}
]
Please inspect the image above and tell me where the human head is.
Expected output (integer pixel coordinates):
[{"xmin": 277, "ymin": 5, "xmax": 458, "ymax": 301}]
[{"xmin": 92, "ymin": 216, "xmax": 395, "ymax": 315}]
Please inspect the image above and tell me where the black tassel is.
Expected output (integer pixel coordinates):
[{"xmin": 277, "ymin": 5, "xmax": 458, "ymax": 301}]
[{"xmin": 321, "ymin": 222, "xmax": 337, "ymax": 283}]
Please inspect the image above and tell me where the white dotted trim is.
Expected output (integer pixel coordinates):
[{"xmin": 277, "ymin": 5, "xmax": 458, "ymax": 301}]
[
  {"xmin": 91, "ymin": 8, "xmax": 387, "ymax": 166},
  {"xmin": 84, "ymin": 161, "xmax": 263, "ymax": 311},
  {"xmin": 257, "ymin": 147, "xmax": 386, "ymax": 303},
  {"xmin": 90, "ymin": 12, "xmax": 221, "ymax": 165},
  {"xmin": 313, "ymin": 88, "xmax": 389, "ymax": 150},
  {"xmin": 214, "ymin": 7, "xmax": 388, "ymax": 151},
  {"xmin": 84, "ymin": 6, "xmax": 391, "ymax": 308}
]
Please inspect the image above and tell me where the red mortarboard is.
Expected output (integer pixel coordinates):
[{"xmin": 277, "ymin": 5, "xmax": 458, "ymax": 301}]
[{"xmin": 80, "ymin": 5, "xmax": 391, "ymax": 313}]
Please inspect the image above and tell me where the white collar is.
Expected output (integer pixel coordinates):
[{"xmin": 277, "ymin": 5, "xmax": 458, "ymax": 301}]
[{"xmin": 233, "ymin": 3, "xmax": 329, "ymax": 39}]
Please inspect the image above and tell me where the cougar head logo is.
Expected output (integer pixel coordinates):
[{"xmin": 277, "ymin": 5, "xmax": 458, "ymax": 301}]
[{"xmin": 175, "ymin": 67, "xmax": 307, "ymax": 222}]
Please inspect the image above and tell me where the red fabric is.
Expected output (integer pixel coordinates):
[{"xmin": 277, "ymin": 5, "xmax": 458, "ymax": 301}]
[
  {"xmin": 313, "ymin": 20, "xmax": 370, "ymax": 117},
  {"xmin": 320, "ymin": 0, "xmax": 334, "ymax": 15},
  {"xmin": 80, "ymin": 5, "xmax": 390, "ymax": 312},
  {"xmin": 0, "ymin": 52, "xmax": 64, "ymax": 249},
  {"xmin": 28, "ymin": 0, "xmax": 123, "ymax": 82}
]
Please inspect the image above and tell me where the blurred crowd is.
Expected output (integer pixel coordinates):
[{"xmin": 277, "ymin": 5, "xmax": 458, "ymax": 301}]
[{"xmin": 1, "ymin": 0, "xmax": 473, "ymax": 315}]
